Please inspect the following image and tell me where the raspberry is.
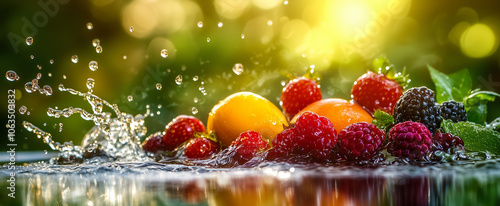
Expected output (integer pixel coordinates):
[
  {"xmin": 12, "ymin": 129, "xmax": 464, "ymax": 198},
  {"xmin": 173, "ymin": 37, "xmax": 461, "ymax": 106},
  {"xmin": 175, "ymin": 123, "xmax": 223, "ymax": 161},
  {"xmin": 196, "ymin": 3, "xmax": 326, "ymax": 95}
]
[
  {"xmin": 267, "ymin": 112, "xmax": 337, "ymax": 162},
  {"xmin": 393, "ymin": 87, "xmax": 442, "ymax": 133},
  {"xmin": 337, "ymin": 122, "xmax": 386, "ymax": 161},
  {"xmin": 432, "ymin": 131, "xmax": 464, "ymax": 152},
  {"xmin": 440, "ymin": 101, "xmax": 467, "ymax": 122},
  {"xmin": 142, "ymin": 132, "xmax": 168, "ymax": 154},
  {"xmin": 388, "ymin": 121, "xmax": 433, "ymax": 159},
  {"xmin": 215, "ymin": 131, "xmax": 270, "ymax": 167}
]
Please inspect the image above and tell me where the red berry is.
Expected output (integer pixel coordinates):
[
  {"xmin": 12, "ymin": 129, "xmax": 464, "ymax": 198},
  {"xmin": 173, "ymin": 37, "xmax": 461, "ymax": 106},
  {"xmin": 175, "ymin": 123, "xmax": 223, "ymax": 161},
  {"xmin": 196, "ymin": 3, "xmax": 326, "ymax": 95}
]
[
  {"xmin": 388, "ymin": 121, "xmax": 432, "ymax": 159},
  {"xmin": 184, "ymin": 138, "xmax": 219, "ymax": 159},
  {"xmin": 337, "ymin": 122, "xmax": 385, "ymax": 161},
  {"xmin": 230, "ymin": 131, "xmax": 270, "ymax": 165},
  {"xmin": 281, "ymin": 77, "xmax": 322, "ymax": 119},
  {"xmin": 163, "ymin": 115, "xmax": 206, "ymax": 150},
  {"xmin": 142, "ymin": 132, "xmax": 168, "ymax": 154},
  {"xmin": 267, "ymin": 112, "xmax": 337, "ymax": 162},
  {"xmin": 432, "ymin": 131, "xmax": 464, "ymax": 152},
  {"xmin": 351, "ymin": 71, "xmax": 403, "ymax": 115}
]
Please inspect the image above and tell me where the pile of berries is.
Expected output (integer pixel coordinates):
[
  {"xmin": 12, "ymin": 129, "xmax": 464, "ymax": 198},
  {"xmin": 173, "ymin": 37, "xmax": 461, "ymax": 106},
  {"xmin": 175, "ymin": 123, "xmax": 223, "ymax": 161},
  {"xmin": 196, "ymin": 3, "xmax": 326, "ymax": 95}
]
[{"xmin": 141, "ymin": 58, "xmax": 469, "ymax": 166}]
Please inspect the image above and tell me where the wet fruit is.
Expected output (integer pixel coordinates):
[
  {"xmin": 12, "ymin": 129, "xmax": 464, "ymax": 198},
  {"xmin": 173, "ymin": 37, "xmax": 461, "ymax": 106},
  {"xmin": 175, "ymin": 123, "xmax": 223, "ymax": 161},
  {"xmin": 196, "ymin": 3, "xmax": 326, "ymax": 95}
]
[
  {"xmin": 393, "ymin": 86, "xmax": 442, "ymax": 133},
  {"xmin": 387, "ymin": 121, "xmax": 432, "ymax": 159},
  {"xmin": 207, "ymin": 92, "xmax": 288, "ymax": 147},
  {"xmin": 337, "ymin": 122, "xmax": 385, "ymax": 161},
  {"xmin": 163, "ymin": 115, "xmax": 206, "ymax": 151},
  {"xmin": 351, "ymin": 71, "xmax": 403, "ymax": 115},
  {"xmin": 440, "ymin": 100, "xmax": 467, "ymax": 122},
  {"xmin": 281, "ymin": 77, "xmax": 322, "ymax": 119},
  {"xmin": 291, "ymin": 98, "xmax": 373, "ymax": 133},
  {"xmin": 432, "ymin": 131, "xmax": 464, "ymax": 152},
  {"xmin": 267, "ymin": 112, "xmax": 338, "ymax": 162},
  {"xmin": 216, "ymin": 130, "xmax": 270, "ymax": 166},
  {"xmin": 142, "ymin": 132, "xmax": 168, "ymax": 154},
  {"xmin": 184, "ymin": 137, "xmax": 220, "ymax": 159}
]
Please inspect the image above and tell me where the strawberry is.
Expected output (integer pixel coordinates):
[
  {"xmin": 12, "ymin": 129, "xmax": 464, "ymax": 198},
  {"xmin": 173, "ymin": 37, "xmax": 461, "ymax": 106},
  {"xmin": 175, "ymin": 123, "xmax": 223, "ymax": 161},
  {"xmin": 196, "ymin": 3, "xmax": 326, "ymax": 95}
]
[
  {"xmin": 281, "ymin": 77, "xmax": 322, "ymax": 119},
  {"xmin": 229, "ymin": 131, "xmax": 270, "ymax": 165},
  {"xmin": 163, "ymin": 115, "xmax": 206, "ymax": 151},
  {"xmin": 351, "ymin": 57, "xmax": 408, "ymax": 115},
  {"xmin": 184, "ymin": 137, "xmax": 220, "ymax": 159}
]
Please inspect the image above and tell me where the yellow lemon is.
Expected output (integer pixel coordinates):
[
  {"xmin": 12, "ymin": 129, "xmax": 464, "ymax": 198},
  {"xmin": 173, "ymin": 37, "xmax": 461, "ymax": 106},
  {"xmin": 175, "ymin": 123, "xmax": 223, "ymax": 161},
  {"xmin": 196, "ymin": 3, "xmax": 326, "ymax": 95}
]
[{"xmin": 207, "ymin": 92, "xmax": 288, "ymax": 147}]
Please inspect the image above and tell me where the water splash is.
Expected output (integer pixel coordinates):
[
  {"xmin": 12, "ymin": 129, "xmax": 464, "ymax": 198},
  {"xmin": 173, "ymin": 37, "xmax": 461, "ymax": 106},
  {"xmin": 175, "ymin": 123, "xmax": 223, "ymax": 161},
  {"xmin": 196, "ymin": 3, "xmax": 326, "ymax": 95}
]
[
  {"xmin": 175, "ymin": 75, "xmax": 183, "ymax": 85},
  {"xmin": 26, "ymin": 36, "xmax": 33, "ymax": 45},
  {"xmin": 92, "ymin": 38, "xmax": 100, "ymax": 47},
  {"xmin": 232, "ymin": 63, "xmax": 244, "ymax": 75},
  {"xmin": 23, "ymin": 82, "xmax": 149, "ymax": 163},
  {"xmin": 160, "ymin": 49, "xmax": 168, "ymax": 58},
  {"xmin": 89, "ymin": 61, "xmax": 98, "ymax": 71},
  {"xmin": 6, "ymin": 70, "xmax": 20, "ymax": 81},
  {"xmin": 96, "ymin": 45, "xmax": 103, "ymax": 54}
]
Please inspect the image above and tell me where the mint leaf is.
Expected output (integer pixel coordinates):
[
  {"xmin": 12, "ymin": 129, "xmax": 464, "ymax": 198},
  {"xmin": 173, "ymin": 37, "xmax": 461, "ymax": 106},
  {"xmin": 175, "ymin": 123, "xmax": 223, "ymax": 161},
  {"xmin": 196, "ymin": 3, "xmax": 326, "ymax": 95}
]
[
  {"xmin": 372, "ymin": 110, "xmax": 394, "ymax": 130},
  {"xmin": 464, "ymin": 91, "xmax": 500, "ymax": 124},
  {"xmin": 428, "ymin": 65, "xmax": 454, "ymax": 103},
  {"xmin": 427, "ymin": 65, "xmax": 472, "ymax": 103},
  {"xmin": 449, "ymin": 69, "xmax": 471, "ymax": 101},
  {"xmin": 441, "ymin": 119, "xmax": 500, "ymax": 154}
]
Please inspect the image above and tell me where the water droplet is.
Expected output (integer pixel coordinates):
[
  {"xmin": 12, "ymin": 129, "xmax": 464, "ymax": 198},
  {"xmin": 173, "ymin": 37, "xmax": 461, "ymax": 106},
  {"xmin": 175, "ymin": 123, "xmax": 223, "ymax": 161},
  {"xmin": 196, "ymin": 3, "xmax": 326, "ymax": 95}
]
[
  {"xmin": 156, "ymin": 111, "xmax": 161, "ymax": 115},
  {"xmin": 157, "ymin": 104, "xmax": 162, "ymax": 109},
  {"xmin": 49, "ymin": 59, "xmax": 54, "ymax": 64},
  {"xmin": 193, "ymin": 97, "xmax": 198, "ymax": 103},
  {"xmin": 43, "ymin": 123, "xmax": 47, "ymax": 126},
  {"xmin": 59, "ymin": 123, "xmax": 63, "ymax": 132},
  {"xmin": 206, "ymin": 37, "xmax": 210, "ymax": 42},
  {"xmin": 160, "ymin": 49, "xmax": 168, "ymax": 58},
  {"xmin": 30, "ymin": 55, "xmax": 34, "ymax": 59},
  {"xmin": 127, "ymin": 95, "xmax": 133, "ymax": 102},
  {"xmin": 27, "ymin": 111, "xmax": 30, "ymax": 115},
  {"xmin": 241, "ymin": 34, "xmax": 245, "ymax": 39},
  {"xmin": 175, "ymin": 75, "xmax": 183, "ymax": 85},
  {"xmin": 71, "ymin": 55, "xmax": 79, "ymax": 63},
  {"xmin": 96, "ymin": 45, "xmax": 103, "ymax": 53},
  {"xmin": 217, "ymin": 22, "xmax": 223, "ymax": 27},
  {"xmin": 37, "ymin": 65, "xmax": 42, "ymax": 70},
  {"xmin": 267, "ymin": 20, "xmax": 273, "ymax": 26},
  {"xmin": 197, "ymin": 21, "xmax": 203, "ymax": 28},
  {"xmin": 89, "ymin": 61, "xmax": 98, "ymax": 71},
  {"xmin": 19, "ymin": 106, "xmax": 27, "ymax": 115},
  {"xmin": 48, "ymin": 73, "xmax": 52, "ymax": 77},
  {"xmin": 62, "ymin": 75, "xmax": 67, "ymax": 79},
  {"xmin": 123, "ymin": 55, "xmax": 127, "ymax": 60},
  {"xmin": 302, "ymin": 52, "xmax": 307, "ymax": 58},
  {"xmin": 5, "ymin": 70, "xmax": 19, "ymax": 81},
  {"xmin": 192, "ymin": 75, "xmax": 199, "ymax": 81},
  {"xmin": 26, "ymin": 36, "xmax": 33, "ymax": 45},
  {"xmin": 156, "ymin": 83, "xmax": 162, "ymax": 90},
  {"xmin": 86, "ymin": 78, "xmax": 95, "ymax": 90},
  {"xmin": 191, "ymin": 107, "xmax": 198, "ymax": 114},
  {"xmin": 146, "ymin": 105, "xmax": 150, "ymax": 109},
  {"xmin": 36, "ymin": 73, "xmax": 42, "ymax": 79},
  {"xmin": 92, "ymin": 38, "xmax": 100, "ymax": 47},
  {"xmin": 86, "ymin": 22, "xmax": 93, "ymax": 30},
  {"xmin": 129, "ymin": 26, "xmax": 134, "ymax": 32},
  {"xmin": 232, "ymin": 63, "xmax": 244, "ymax": 75},
  {"xmin": 44, "ymin": 150, "xmax": 48, "ymax": 154},
  {"xmin": 25, "ymin": 82, "xmax": 33, "ymax": 93},
  {"xmin": 43, "ymin": 85, "xmax": 53, "ymax": 96}
]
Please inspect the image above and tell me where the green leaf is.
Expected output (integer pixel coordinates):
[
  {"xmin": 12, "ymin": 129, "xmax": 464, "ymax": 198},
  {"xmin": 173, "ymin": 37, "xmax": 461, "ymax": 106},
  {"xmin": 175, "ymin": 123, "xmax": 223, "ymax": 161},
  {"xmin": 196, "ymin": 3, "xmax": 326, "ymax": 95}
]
[
  {"xmin": 487, "ymin": 117, "xmax": 500, "ymax": 130},
  {"xmin": 464, "ymin": 91, "xmax": 500, "ymax": 124},
  {"xmin": 427, "ymin": 65, "xmax": 454, "ymax": 103},
  {"xmin": 441, "ymin": 119, "xmax": 500, "ymax": 154},
  {"xmin": 449, "ymin": 69, "xmax": 471, "ymax": 101},
  {"xmin": 372, "ymin": 110, "xmax": 394, "ymax": 130},
  {"xmin": 372, "ymin": 57, "xmax": 390, "ymax": 71}
]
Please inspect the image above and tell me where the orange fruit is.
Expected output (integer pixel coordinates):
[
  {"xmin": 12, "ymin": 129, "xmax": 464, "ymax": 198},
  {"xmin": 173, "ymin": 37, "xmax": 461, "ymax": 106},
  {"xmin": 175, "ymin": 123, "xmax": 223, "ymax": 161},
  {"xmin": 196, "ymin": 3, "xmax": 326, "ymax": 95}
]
[
  {"xmin": 207, "ymin": 92, "xmax": 288, "ymax": 147},
  {"xmin": 291, "ymin": 98, "xmax": 373, "ymax": 132}
]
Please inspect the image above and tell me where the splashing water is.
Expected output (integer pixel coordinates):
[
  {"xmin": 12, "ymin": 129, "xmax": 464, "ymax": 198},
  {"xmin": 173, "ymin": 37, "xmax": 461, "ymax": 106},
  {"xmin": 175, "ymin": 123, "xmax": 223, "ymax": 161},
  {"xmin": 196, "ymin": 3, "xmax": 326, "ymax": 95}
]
[
  {"xmin": 175, "ymin": 75, "xmax": 183, "ymax": 85},
  {"xmin": 96, "ymin": 45, "xmax": 103, "ymax": 54},
  {"xmin": 26, "ymin": 36, "xmax": 33, "ymax": 45},
  {"xmin": 155, "ymin": 83, "xmax": 162, "ymax": 90},
  {"xmin": 197, "ymin": 21, "xmax": 203, "ymax": 28},
  {"xmin": 71, "ymin": 55, "xmax": 79, "ymax": 63},
  {"xmin": 89, "ymin": 61, "xmax": 98, "ymax": 71},
  {"xmin": 19, "ymin": 105, "xmax": 27, "ymax": 115},
  {"xmin": 232, "ymin": 63, "xmax": 244, "ymax": 75},
  {"xmin": 6, "ymin": 70, "xmax": 20, "ymax": 81},
  {"xmin": 23, "ymin": 82, "xmax": 149, "ymax": 163},
  {"xmin": 92, "ymin": 38, "xmax": 100, "ymax": 47},
  {"xmin": 160, "ymin": 49, "xmax": 168, "ymax": 58}
]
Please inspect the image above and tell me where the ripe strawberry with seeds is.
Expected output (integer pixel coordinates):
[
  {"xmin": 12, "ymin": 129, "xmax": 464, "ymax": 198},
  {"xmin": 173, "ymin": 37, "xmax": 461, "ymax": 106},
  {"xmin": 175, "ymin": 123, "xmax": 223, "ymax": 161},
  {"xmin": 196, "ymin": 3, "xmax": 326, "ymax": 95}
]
[
  {"xmin": 281, "ymin": 76, "xmax": 322, "ymax": 119},
  {"xmin": 351, "ymin": 57, "xmax": 408, "ymax": 115},
  {"xmin": 163, "ymin": 115, "xmax": 206, "ymax": 151},
  {"xmin": 184, "ymin": 137, "xmax": 220, "ymax": 159}
]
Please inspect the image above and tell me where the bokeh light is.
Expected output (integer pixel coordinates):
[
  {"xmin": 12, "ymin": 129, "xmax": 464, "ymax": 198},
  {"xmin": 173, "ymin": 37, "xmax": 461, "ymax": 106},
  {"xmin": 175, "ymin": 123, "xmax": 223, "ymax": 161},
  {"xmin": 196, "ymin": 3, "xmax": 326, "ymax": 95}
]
[{"xmin": 460, "ymin": 23, "xmax": 498, "ymax": 58}]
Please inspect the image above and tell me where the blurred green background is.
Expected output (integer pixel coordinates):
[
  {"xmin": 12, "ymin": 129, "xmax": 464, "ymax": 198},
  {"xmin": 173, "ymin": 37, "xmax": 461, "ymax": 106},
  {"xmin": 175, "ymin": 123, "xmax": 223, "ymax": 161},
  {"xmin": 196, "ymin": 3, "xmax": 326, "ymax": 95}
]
[{"xmin": 1, "ymin": 0, "xmax": 499, "ymax": 152}]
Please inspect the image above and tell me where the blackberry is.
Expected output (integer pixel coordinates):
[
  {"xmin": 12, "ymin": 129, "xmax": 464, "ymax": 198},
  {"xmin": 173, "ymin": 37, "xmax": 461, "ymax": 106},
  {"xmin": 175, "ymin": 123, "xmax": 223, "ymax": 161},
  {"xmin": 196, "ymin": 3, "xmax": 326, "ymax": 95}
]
[
  {"xmin": 440, "ymin": 101, "xmax": 467, "ymax": 122},
  {"xmin": 393, "ymin": 87, "xmax": 442, "ymax": 133}
]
